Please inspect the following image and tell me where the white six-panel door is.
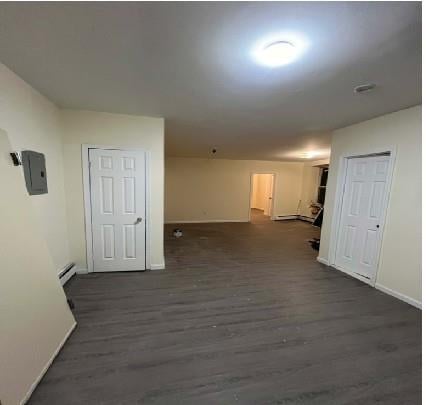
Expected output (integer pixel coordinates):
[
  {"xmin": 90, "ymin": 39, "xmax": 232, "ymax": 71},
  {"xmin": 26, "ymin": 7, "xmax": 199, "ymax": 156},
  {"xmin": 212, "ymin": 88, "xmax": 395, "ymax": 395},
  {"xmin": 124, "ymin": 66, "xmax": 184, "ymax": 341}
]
[
  {"xmin": 89, "ymin": 148, "xmax": 146, "ymax": 272},
  {"xmin": 335, "ymin": 154, "xmax": 390, "ymax": 280}
]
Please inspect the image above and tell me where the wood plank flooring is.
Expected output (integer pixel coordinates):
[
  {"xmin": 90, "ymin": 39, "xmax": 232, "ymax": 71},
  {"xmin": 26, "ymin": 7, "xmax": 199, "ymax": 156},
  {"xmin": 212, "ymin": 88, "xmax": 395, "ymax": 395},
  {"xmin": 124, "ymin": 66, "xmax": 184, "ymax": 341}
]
[{"xmin": 29, "ymin": 210, "xmax": 421, "ymax": 404}]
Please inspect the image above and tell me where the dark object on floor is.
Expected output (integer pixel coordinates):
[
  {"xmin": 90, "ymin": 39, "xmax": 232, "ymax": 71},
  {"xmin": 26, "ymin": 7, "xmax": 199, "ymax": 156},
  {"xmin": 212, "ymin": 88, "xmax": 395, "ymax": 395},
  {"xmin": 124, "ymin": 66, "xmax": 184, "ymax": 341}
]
[
  {"xmin": 173, "ymin": 228, "xmax": 183, "ymax": 238},
  {"xmin": 308, "ymin": 238, "xmax": 320, "ymax": 251}
]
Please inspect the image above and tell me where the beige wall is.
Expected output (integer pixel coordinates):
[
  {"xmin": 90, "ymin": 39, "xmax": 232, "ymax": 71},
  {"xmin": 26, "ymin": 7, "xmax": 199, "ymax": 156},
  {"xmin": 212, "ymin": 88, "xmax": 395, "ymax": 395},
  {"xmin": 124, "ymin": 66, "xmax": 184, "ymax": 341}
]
[
  {"xmin": 299, "ymin": 159, "xmax": 330, "ymax": 218},
  {"xmin": 165, "ymin": 157, "xmax": 305, "ymax": 222},
  {"xmin": 0, "ymin": 130, "xmax": 76, "ymax": 405},
  {"xmin": 61, "ymin": 110, "xmax": 165, "ymax": 269},
  {"xmin": 0, "ymin": 66, "xmax": 165, "ymax": 402},
  {"xmin": 0, "ymin": 63, "xmax": 70, "ymax": 273},
  {"xmin": 319, "ymin": 106, "xmax": 421, "ymax": 305},
  {"xmin": 299, "ymin": 163, "xmax": 320, "ymax": 218},
  {"xmin": 0, "ymin": 64, "xmax": 166, "ymax": 272},
  {"xmin": 0, "ymin": 64, "xmax": 164, "ymax": 273},
  {"xmin": 250, "ymin": 173, "xmax": 260, "ymax": 209}
]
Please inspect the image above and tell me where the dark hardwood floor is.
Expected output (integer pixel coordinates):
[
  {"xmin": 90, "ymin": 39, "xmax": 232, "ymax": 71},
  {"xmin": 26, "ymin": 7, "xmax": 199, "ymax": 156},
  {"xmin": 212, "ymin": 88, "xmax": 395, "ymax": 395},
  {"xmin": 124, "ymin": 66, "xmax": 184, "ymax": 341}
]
[{"xmin": 30, "ymin": 210, "xmax": 421, "ymax": 404}]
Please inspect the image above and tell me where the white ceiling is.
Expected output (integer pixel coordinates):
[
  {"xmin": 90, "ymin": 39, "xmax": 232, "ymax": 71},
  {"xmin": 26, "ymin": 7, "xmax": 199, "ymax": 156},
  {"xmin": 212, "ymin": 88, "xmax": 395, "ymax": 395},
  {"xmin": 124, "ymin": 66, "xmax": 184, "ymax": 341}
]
[{"xmin": 0, "ymin": 2, "xmax": 421, "ymax": 161}]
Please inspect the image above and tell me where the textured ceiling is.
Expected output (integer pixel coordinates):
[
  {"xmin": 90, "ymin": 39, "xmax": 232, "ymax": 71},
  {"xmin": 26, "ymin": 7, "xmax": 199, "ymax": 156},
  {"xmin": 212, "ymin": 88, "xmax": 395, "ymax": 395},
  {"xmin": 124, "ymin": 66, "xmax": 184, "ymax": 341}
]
[{"xmin": 0, "ymin": 2, "xmax": 421, "ymax": 161}]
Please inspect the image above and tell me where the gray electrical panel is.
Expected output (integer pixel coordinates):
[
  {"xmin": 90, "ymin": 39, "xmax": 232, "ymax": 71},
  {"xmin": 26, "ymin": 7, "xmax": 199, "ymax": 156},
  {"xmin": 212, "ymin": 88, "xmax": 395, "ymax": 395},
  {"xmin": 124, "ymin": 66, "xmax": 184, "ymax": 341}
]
[{"xmin": 22, "ymin": 150, "xmax": 48, "ymax": 195}]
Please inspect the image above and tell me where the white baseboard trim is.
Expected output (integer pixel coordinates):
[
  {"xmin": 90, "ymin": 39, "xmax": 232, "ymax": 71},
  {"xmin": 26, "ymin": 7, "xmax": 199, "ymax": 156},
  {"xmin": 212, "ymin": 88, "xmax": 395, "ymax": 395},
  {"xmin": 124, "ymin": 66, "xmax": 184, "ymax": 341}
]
[
  {"xmin": 273, "ymin": 215, "xmax": 298, "ymax": 221},
  {"xmin": 298, "ymin": 215, "xmax": 315, "ymax": 223},
  {"xmin": 167, "ymin": 216, "xmax": 315, "ymax": 224},
  {"xmin": 165, "ymin": 219, "xmax": 248, "ymax": 224},
  {"xmin": 150, "ymin": 263, "xmax": 165, "ymax": 270},
  {"xmin": 375, "ymin": 283, "xmax": 422, "ymax": 309},
  {"xmin": 75, "ymin": 267, "xmax": 89, "ymax": 275},
  {"xmin": 318, "ymin": 258, "xmax": 375, "ymax": 286},
  {"xmin": 22, "ymin": 322, "xmax": 77, "ymax": 404},
  {"xmin": 317, "ymin": 257, "xmax": 421, "ymax": 309},
  {"xmin": 273, "ymin": 215, "xmax": 314, "ymax": 222},
  {"xmin": 336, "ymin": 265, "xmax": 375, "ymax": 286},
  {"xmin": 316, "ymin": 256, "xmax": 329, "ymax": 266}
]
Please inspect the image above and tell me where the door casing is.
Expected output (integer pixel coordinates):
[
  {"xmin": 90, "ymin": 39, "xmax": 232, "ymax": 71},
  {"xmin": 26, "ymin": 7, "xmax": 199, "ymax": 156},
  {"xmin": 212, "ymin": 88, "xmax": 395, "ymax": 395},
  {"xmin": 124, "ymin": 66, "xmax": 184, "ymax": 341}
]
[
  {"xmin": 248, "ymin": 172, "xmax": 277, "ymax": 221},
  {"xmin": 326, "ymin": 147, "xmax": 396, "ymax": 286},
  {"xmin": 82, "ymin": 144, "xmax": 151, "ymax": 273}
]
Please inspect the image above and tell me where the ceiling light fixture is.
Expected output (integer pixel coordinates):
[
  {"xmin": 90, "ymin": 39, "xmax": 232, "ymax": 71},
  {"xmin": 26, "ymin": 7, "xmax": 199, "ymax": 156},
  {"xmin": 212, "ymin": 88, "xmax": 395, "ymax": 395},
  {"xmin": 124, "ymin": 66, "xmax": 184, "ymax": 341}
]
[
  {"xmin": 262, "ymin": 41, "xmax": 296, "ymax": 66},
  {"xmin": 302, "ymin": 151, "xmax": 320, "ymax": 159},
  {"xmin": 279, "ymin": 148, "xmax": 330, "ymax": 161},
  {"xmin": 354, "ymin": 83, "xmax": 377, "ymax": 94},
  {"xmin": 252, "ymin": 32, "xmax": 309, "ymax": 68}
]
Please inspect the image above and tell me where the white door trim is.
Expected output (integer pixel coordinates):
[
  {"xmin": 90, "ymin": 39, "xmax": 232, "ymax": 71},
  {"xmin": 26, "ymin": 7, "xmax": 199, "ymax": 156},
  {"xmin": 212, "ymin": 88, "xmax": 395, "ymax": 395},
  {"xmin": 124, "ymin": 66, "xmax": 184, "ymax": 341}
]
[
  {"xmin": 327, "ymin": 146, "xmax": 397, "ymax": 286},
  {"xmin": 248, "ymin": 172, "xmax": 277, "ymax": 221},
  {"xmin": 82, "ymin": 144, "xmax": 151, "ymax": 273}
]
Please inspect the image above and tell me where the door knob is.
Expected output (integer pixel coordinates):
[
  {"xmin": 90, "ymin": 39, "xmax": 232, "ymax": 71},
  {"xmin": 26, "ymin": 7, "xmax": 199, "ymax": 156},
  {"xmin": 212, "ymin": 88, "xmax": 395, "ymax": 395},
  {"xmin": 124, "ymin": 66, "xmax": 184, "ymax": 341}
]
[
  {"xmin": 376, "ymin": 224, "xmax": 380, "ymax": 228},
  {"xmin": 135, "ymin": 217, "xmax": 142, "ymax": 225}
]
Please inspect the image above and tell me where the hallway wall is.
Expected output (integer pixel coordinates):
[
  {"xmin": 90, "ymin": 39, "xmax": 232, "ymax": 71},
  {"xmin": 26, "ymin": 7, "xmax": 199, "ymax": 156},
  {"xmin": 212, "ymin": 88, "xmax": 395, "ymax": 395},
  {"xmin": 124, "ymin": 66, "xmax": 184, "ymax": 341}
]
[
  {"xmin": 61, "ymin": 110, "xmax": 165, "ymax": 270},
  {"xmin": 0, "ymin": 129, "xmax": 75, "ymax": 405},
  {"xmin": 299, "ymin": 163, "xmax": 321, "ymax": 219},
  {"xmin": 0, "ymin": 63, "xmax": 70, "ymax": 274},
  {"xmin": 319, "ymin": 106, "xmax": 421, "ymax": 306},
  {"xmin": 165, "ymin": 157, "xmax": 305, "ymax": 222}
]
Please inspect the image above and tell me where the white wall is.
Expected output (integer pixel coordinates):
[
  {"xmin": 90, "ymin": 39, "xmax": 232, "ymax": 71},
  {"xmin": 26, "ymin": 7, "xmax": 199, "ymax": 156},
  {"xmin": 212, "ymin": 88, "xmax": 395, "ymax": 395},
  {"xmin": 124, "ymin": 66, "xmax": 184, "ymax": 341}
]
[
  {"xmin": 319, "ymin": 106, "xmax": 421, "ymax": 305},
  {"xmin": 0, "ymin": 130, "xmax": 76, "ymax": 405},
  {"xmin": 0, "ymin": 63, "xmax": 70, "ymax": 273},
  {"xmin": 61, "ymin": 110, "xmax": 165, "ymax": 270},
  {"xmin": 165, "ymin": 157, "xmax": 304, "ymax": 222}
]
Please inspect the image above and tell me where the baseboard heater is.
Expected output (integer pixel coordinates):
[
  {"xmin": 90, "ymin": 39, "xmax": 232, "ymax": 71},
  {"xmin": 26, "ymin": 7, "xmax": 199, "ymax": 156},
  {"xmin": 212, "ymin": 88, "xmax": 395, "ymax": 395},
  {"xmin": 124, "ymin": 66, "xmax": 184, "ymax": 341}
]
[
  {"xmin": 298, "ymin": 215, "xmax": 315, "ymax": 223},
  {"xmin": 59, "ymin": 262, "xmax": 76, "ymax": 286},
  {"xmin": 275, "ymin": 215, "xmax": 314, "ymax": 223}
]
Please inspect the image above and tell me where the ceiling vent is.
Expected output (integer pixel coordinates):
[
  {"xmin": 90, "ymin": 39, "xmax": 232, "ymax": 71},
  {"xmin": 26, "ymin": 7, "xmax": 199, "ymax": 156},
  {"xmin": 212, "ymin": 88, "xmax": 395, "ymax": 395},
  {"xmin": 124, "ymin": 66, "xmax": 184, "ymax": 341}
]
[{"xmin": 354, "ymin": 83, "xmax": 377, "ymax": 94}]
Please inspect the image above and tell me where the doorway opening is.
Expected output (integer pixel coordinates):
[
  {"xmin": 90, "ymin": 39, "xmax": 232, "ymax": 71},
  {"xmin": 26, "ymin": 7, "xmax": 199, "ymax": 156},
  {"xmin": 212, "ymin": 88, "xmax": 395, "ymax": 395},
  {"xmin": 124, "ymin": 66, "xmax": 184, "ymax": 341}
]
[{"xmin": 250, "ymin": 173, "xmax": 275, "ymax": 223}]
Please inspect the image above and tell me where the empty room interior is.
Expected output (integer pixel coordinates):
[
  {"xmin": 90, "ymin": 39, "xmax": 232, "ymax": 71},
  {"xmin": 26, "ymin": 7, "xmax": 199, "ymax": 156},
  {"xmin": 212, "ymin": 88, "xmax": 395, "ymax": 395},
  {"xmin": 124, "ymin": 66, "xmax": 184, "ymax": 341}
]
[{"xmin": 0, "ymin": 2, "xmax": 422, "ymax": 404}]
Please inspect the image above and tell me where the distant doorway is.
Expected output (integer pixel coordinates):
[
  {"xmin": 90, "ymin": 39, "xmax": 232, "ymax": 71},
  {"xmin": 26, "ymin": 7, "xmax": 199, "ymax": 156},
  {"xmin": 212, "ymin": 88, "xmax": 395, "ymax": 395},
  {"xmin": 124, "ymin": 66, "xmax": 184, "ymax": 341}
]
[{"xmin": 249, "ymin": 173, "xmax": 275, "ymax": 222}]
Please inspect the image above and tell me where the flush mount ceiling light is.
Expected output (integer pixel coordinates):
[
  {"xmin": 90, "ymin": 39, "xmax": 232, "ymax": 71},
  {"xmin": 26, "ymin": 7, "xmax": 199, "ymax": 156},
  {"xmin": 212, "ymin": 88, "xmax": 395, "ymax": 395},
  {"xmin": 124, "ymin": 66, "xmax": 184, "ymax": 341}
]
[
  {"xmin": 252, "ymin": 33, "xmax": 309, "ymax": 67},
  {"xmin": 354, "ymin": 83, "xmax": 377, "ymax": 94},
  {"xmin": 280, "ymin": 149, "xmax": 330, "ymax": 160},
  {"xmin": 301, "ymin": 151, "xmax": 320, "ymax": 159},
  {"xmin": 261, "ymin": 41, "xmax": 296, "ymax": 66}
]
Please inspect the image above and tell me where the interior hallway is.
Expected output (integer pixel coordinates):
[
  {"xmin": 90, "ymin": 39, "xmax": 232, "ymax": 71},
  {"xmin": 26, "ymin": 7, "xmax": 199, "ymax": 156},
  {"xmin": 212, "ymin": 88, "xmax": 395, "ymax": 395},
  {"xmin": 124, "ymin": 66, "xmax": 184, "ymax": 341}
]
[
  {"xmin": 250, "ymin": 207, "xmax": 271, "ymax": 224},
  {"xmin": 29, "ymin": 220, "xmax": 421, "ymax": 404}
]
